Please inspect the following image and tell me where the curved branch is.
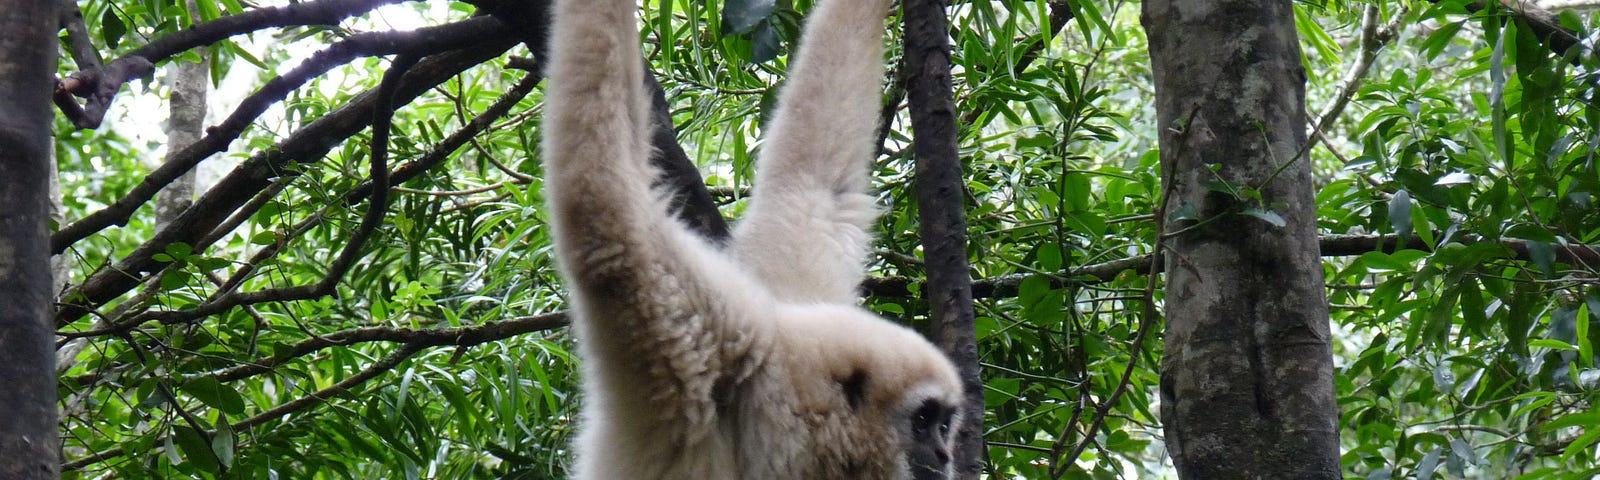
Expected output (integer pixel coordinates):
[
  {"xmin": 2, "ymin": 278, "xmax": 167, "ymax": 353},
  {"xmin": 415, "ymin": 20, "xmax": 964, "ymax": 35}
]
[
  {"xmin": 53, "ymin": 16, "xmax": 510, "ymax": 254},
  {"xmin": 55, "ymin": 38, "xmax": 521, "ymax": 328},
  {"xmin": 62, "ymin": 54, "xmax": 421, "ymax": 338},
  {"xmin": 197, "ymin": 312, "xmax": 567, "ymax": 384},
  {"xmin": 863, "ymin": 233, "xmax": 1600, "ymax": 299},
  {"xmin": 62, "ymin": 70, "xmax": 542, "ymax": 339},
  {"xmin": 62, "ymin": 343, "xmax": 425, "ymax": 472},
  {"xmin": 55, "ymin": 0, "xmax": 412, "ymax": 128}
]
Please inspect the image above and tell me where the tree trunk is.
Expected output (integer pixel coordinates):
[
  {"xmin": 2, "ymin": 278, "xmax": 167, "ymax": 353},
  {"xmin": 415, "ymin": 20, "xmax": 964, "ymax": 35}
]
[
  {"xmin": 903, "ymin": 0, "xmax": 984, "ymax": 478},
  {"xmin": 154, "ymin": 0, "xmax": 209, "ymax": 229},
  {"xmin": 1142, "ymin": 0, "xmax": 1340, "ymax": 478},
  {"xmin": 0, "ymin": 0, "xmax": 61, "ymax": 477}
]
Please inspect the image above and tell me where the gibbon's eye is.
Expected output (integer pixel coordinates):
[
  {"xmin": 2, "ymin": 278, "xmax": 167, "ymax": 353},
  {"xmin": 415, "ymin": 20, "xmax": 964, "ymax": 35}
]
[{"xmin": 911, "ymin": 399, "xmax": 945, "ymax": 437}]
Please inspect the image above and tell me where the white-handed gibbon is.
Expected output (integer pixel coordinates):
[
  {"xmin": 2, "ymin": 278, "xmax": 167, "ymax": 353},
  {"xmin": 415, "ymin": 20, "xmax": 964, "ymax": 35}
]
[{"xmin": 540, "ymin": 0, "xmax": 963, "ymax": 478}]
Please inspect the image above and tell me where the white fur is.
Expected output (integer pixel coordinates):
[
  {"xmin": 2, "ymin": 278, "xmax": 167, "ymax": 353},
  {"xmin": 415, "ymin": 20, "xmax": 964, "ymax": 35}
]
[{"xmin": 541, "ymin": 0, "xmax": 963, "ymax": 478}]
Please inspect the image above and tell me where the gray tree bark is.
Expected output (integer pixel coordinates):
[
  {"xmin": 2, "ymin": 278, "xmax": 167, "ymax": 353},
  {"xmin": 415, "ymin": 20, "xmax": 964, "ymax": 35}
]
[
  {"xmin": 903, "ymin": 0, "xmax": 984, "ymax": 477},
  {"xmin": 0, "ymin": 0, "xmax": 61, "ymax": 477},
  {"xmin": 156, "ymin": 0, "xmax": 209, "ymax": 229},
  {"xmin": 1142, "ymin": 0, "xmax": 1340, "ymax": 478}
]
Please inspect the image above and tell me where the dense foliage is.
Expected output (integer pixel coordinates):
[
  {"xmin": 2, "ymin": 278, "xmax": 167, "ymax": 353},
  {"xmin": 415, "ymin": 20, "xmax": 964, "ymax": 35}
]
[{"xmin": 53, "ymin": 0, "xmax": 1600, "ymax": 478}]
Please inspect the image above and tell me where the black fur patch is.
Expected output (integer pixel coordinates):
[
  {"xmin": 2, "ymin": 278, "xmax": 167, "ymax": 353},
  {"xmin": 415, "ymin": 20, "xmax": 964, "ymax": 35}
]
[{"xmin": 839, "ymin": 369, "xmax": 868, "ymax": 410}]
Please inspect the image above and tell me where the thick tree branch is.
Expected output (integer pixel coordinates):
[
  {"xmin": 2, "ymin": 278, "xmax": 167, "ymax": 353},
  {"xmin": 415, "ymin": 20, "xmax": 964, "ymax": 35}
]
[
  {"xmin": 879, "ymin": 1, "xmax": 1074, "ymax": 153},
  {"xmin": 1311, "ymin": 4, "xmax": 1405, "ymax": 140},
  {"xmin": 57, "ymin": 0, "xmax": 101, "ymax": 71},
  {"xmin": 1433, "ymin": 0, "xmax": 1599, "ymax": 62},
  {"xmin": 63, "ymin": 343, "xmax": 425, "ymax": 472},
  {"xmin": 55, "ymin": 38, "xmax": 520, "ymax": 328},
  {"xmin": 197, "ymin": 313, "xmax": 566, "ymax": 384},
  {"xmin": 55, "ymin": 0, "xmax": 411, "ymax": 128},
  {"xmin": 52, "ymin": 16, "xmax": 511, "ymax": 253},
  {"xmin": 903, "ymin": 1, "xmax": 984, "ymax": 478},
  {"xmin": 1497, "ymin": 0, "xmax": 1597, "ymax": 60},
  {"xmin": 61, "ymin": 54, "xmax": 423, "ymax": 338},
  {"xmin": 70, "ymin": 234, "xmax": 1600, "ymax": 385},
  {"xmin": 209, "ymin": 70, "xmax": 543, "ymax": 299},
  {"xmin": 863, "ymin": 233, "xmax": 1600, "ymax": 299}
]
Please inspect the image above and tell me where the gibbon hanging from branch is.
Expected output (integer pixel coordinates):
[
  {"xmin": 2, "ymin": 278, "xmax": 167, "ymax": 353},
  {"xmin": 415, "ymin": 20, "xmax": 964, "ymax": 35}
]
[{"xmin": 539, "ymin": 0, "xmax": 963, "ymax": 478}]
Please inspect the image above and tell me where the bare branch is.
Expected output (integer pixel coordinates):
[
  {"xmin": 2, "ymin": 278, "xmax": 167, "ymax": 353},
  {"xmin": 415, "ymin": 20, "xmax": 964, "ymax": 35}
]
[
  {"xmin": 198, "ymin": 312, "xmax": 567, "ymax": 384},
  {"xmin": 59, "ymin": 65, "xmax": 542, "ymax": 339},
  {"xmin": 55, "ymin": 38, "xmax": 521, "ymax": 328},
  {"xmin": 55, "ymin": 0, "xmax": 412, "ymax": 128},
  {"xmin": 864, "ymin": 234, "xmax": 1600, "ymax": 299},
  {"xmin": 62, "ymin": 343, "xmax": 426, "ymax": 472},
  {"xmin": 57, "ymin": 0, "xmax": 101, "ymax": 70},
  {"xmin": 53, "ymin": 16, "xmax": 511, "ymax": 253}
]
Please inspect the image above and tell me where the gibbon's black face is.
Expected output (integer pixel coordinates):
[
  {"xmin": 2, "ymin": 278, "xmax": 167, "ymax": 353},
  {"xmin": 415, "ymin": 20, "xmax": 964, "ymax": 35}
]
[{"xmin": 904, "ymin": 398, "xmax": 958, "ymax": 480}]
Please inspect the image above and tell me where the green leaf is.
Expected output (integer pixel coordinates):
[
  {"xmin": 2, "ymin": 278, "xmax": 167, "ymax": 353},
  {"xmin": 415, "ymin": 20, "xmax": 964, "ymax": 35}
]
[
  {"xmin": 250, "ymin": 231, "xmax": 278, "ymax": 245},
  {"xmin": 193, "ymin": 256, "xmax": 231, "ymax": 271},
  {"xmin": 1544, "ymin": 412, "xmax": 1600, "ymax": 431},
  {"xmin": 1563, "ymin": 428, "xmax": 1600, "ymax": 461},
  {"xmin": 1579, "ymin": 300, "xmax": 1593, "ymax": 368},
  {"xmin": 1528, "ymin": 339, "xmax": 1576, "ymax": 351},
  {"xmin": 722, "ymin": 0, "xmax": 774, "ymax": 35},
  {"xmin": 1458, "ymin": 279, "xmax": 1489, "ymax": 337},
  {"xmin": 163, "ymin": 434, "xmax": 182, "ymax": 465},
  {"xmin": 750, "ymin": 20, "xmax": 780, "ymax": 63},
  {"xmin": 101, "ymin": 9, "xmax": 127, "ymax": 48},
  {"xmin": 1449, "ymin": 437, "xmax": 1479, "ymax": 466},
  {"xmin": 1433, "ymin": 171, "xmax": 1473, "ymax": 186},
  {"xmin": 1525, "ymin": 240, "xmax": 1556, "ymax": 274},
  {"xmin": 1036, "ymin": 244, "xmax": 1063, "ymax": 272},
  {"xmin": 193, "ymin": 0, "xmax": 220, "ymax": 23},
  {"xmin": 657, "ymin": 0, "xmax": 677, "ymax": 66},
  {"xmin": 1489, "ymin": 26, "xmax": 1512, "ymax": 168},
  {"xmin": 180, "ymin": 378, "xmax": 247, "ymax": 415},
  {"xmin": 1432, "ymin": 364, "xmax": 1456, "ymax": 394},
  {"xmin": 1166, "ymin": 202, "xmax": 1198, "ymax": 223},
  {"xmin": 1505, "ymin": 223, "xmax": 1557, "ymax": 242},
  {"xmin": 254, "ymin": 200, "xmax": 287, "ymax": 224},
  {"xmin": 212, "ymin": 419, "xmax": 235, "ymax": 469},
  {"xmin": 1241, "ymin": 207, "xmax": 1286, "ymax": 228},
  {"xmin": 1419, "ymin": 21, "xmax": 1464, "ymax": 60},
  {"xmin": 165, "ymin": 242, "xmax": 193, "ymax": 259},
  {"xmin": 173, "ymin": 426, "xmax": 220, "ymax": 472},
  {"xmin": 1388, "ymin": 190, "xmax": 1413, "ymax": 237},
  {"xmin": 333, "ymin": 421, "xmax": 389, "ymax": 460},
  {"xmin": 160, "ymin": 269, "xmax": 191, "ymax": 290},
  {"xmin": 1417, "ymin": 446, "xmax": 1442, "ymax": 480},
  {"xmin": 1017, "ymin": 275, "xmax": 1064, "ymax": 326}
]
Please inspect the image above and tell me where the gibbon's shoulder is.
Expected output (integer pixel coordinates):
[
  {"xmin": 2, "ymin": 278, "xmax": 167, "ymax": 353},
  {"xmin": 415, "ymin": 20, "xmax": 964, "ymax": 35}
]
[{"xmin": 766, "ymin": 303, "xmax": 964, "ymax": 399}]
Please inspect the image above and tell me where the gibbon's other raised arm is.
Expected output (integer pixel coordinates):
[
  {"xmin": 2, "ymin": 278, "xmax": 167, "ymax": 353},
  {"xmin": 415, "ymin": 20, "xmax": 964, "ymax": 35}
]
[{"xmin": 732, "ymin": 0, "xmax": 894, "ymax": 304}]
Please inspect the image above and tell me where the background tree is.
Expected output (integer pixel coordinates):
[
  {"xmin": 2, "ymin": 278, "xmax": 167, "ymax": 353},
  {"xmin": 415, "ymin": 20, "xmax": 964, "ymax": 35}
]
[
  {"xmin": 1145, "ymin": 0, "xmax": 1339, "ymax": 477},
  {"xmin": 48, "ymin": 0, "xmax": 1600, "ymax": 478},
  {"xmin": 0, "ymin": 0, "xmax": 61, "ymax": 477}
]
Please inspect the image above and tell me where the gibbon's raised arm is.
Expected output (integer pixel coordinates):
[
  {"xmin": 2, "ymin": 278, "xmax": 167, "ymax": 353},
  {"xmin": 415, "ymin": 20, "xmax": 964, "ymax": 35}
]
[
  {"xmin": 542, "ymin": 0, "xmax": 767, "ymax": 434},
  {"xmin": 732, "ymin": 0, "xmax": 895, "ymax": 304}
]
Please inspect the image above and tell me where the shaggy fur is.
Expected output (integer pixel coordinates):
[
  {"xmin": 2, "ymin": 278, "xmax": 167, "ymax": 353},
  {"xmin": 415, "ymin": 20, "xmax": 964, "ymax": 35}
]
[{"xmin": 540, "ymin": 0, "xmax": 963, "ymax": 478}]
